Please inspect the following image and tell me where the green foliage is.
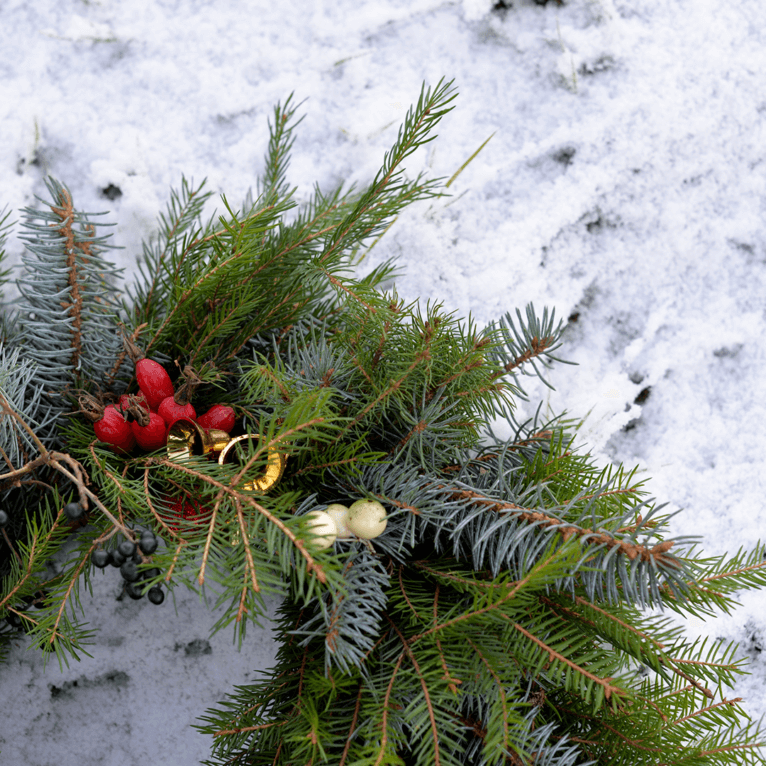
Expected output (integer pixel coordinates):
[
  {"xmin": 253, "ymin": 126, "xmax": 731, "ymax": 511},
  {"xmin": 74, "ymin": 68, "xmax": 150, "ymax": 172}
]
[
  {"xmin": 1, "ymin": 80, "xmax": 765, "ymax": 766},
  {"xmin": 14, "ymin": 178, "xmax": 125, "ymax": 440}
]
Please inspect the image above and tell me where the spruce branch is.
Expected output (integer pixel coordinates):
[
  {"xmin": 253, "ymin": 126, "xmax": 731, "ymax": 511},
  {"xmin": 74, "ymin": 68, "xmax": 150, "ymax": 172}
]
[
  {"xmin": 319, "ymin": 78, "xmax": 458, "ymax": 266},
  {"xmin": 488, "ymin": 304, "xmax": 576, "ymax": 396},
  {"xmin": 15, "ymin": 178, "xmax": 124, "ymax": 439}
]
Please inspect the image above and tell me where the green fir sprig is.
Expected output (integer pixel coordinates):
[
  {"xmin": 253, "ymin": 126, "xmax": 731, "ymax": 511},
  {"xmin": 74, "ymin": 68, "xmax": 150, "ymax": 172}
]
[{"xmin": 1, "ymin": 80, "xmax": 765, "ymax": 766}]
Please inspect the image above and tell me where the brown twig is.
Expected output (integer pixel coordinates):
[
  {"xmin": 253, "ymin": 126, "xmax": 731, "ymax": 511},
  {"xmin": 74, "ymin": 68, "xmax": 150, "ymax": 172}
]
[
  {"xmin": 0, "ymin": 393, "xmax": 132, "ymax": 537},
  {"xmin": 374, "ymin": 652, "xmax": 405, "ymax": 766},
  {"xmin": 434, "ymin": 585, "xmax": 462, "ymax": 695},
  {"xmin": 465, "ymin": 636, "xmax": 509, "ymax": 751},
  {"xmin": 385, "ymin": 616, "xmax": 443, "ymax": 766}
]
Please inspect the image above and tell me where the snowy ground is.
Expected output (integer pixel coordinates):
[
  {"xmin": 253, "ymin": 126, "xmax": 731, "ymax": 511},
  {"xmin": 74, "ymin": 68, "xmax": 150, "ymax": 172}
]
[{"xmin": 1, "ymin": 0, "xmax": 766, "ymax": 763}]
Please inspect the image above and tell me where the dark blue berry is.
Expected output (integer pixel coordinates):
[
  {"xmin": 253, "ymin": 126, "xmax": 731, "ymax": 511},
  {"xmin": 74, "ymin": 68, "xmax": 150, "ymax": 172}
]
[
  {"xmin": 120, "ymin": 560, "xmax": 139, "ymax": 582},
  {"xmin": 109, "ymin": 549, "xmax": 127, "ymax": 567},
  {"xmin": 6, "ymin": 610, "xmax": 23, "ymax": 628},
  {"xmin": 0, "ymin": 510, "xmax": 9, "ymax": 528},
  {"xmin": 118, "ymin": 540, "xmax": 136, "ymax": 558},
  {"xmin": 91, "ymin": 549, "xmax": 110, "ymax": 568},
  {"xmin": 141, "ymin": 567, "xmax": 161, "ymax": 581},
  {"xmin": 147, "ymin": 586, "xmax": 164, "ymax": 605},
  {"xmin": 64, "ymin": 502, "xmax": 84, "ymax": 521},
  {"xmin": 125, "ymin": 581, "xmax": 144, "ymax": 600},
  {"xmin": 138, "ymin": 531, "xmax": 158, "ymax": 555}
]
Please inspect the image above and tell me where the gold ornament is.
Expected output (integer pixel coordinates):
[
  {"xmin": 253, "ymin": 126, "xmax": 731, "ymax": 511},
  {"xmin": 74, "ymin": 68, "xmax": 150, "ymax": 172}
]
[
  {"xmin": 217, "ymin": 434, "xmax": 287, "ymax": 492},
  {"xmin": 167, "ymin": 418, "xmax": 230, "ymax": 461}
]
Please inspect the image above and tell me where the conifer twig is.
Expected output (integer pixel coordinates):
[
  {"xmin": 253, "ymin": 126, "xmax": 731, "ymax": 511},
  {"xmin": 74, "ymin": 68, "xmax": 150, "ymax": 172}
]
[{"xmin": 149, "ymin": 457, "xmax": 326, "ymax": 583}]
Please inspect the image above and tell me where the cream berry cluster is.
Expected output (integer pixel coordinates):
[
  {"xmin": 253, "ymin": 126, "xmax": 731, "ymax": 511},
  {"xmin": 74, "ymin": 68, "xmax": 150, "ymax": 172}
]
[{"xmin": 305, "ymin": 500, "xmax": 388, "ymax": 549}]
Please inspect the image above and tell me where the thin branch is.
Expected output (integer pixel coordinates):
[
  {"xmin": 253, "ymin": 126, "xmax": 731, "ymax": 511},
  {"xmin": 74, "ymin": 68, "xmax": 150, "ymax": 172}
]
[
  {"xmin": 149, "ymin": 457, "xmax": 325, "ymax": 583},
  {"xmin": 386, "ymin": 616, "xmax": 442, "ymax": 766},
  {"xmin": 374, "ymin": 651, "xmax": 405, "ymax": 766}
]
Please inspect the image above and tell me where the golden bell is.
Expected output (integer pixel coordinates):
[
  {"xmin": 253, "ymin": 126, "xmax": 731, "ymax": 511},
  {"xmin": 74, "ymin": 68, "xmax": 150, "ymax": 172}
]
[
  {"xmin": 167, "ymin": 418, "xmax": 230, "ymax": 461},
  {"xmin": 218, "ymin": 434, "xmax": 287, "ymax": 493}
]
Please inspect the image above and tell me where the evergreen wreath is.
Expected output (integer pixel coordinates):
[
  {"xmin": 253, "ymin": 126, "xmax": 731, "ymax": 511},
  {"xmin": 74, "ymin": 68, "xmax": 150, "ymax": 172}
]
[{"xmin": 1, "ymin": 79, "xmax": 765, "ymax": 765}]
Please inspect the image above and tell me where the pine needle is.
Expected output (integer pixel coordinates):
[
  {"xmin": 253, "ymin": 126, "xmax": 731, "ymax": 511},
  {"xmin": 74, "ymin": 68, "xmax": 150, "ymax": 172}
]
[{"xmin": 445, "ymin": 131, "xmax": 495, "ymax": 189}]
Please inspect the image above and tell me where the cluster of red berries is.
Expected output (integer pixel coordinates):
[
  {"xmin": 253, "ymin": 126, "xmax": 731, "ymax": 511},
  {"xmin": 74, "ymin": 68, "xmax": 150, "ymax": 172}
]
[{"xmin": 88, "ymin": 357, "xmax": 236, "ymax": 454}]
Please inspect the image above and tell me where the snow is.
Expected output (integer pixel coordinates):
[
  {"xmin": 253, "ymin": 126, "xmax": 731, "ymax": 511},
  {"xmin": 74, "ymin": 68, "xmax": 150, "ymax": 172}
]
[{"xmin": 2, "ymin": 0, "xmax": 766, "ymax": 762}]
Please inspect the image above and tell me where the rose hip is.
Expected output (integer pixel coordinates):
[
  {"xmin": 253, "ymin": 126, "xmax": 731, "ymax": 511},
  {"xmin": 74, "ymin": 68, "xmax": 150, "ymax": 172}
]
[
  {"xmin": 135, "ymin": 359, "xmax": 174, "ymax": 410},
  {"xmin": 158, "ymin": 396, "xmax": 196, "ymax": 427},
  {"xmin": 197, "ymin": 404, "xmax": 236, "ymax": 433},
  {"xmin": 131, "ymin": 411, "xmax": 168, "ymax": 451},
  {"xmin": 94, "ymin": 405, "xmax": 135, "ymax": 454},
  {"xmin": 166, "ymin": 495, "xmax": 211, "ymax": 532},
  {"xmin": 119, "ymin": 391, "xmax": 150, "ymax": 415}
]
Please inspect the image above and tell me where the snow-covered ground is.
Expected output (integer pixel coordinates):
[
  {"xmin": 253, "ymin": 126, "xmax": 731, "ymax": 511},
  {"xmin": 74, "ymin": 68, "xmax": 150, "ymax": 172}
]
[{"xmin": 2, "ymin": 0, "xmax": 766, "ymax": 763}]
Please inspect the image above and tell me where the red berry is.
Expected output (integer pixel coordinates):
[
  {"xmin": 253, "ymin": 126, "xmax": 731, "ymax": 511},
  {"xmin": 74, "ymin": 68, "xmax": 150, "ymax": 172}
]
[
  {"xmin": 131, "ymin": 411, "xmax": 168, "ymax": 451},
  {"xmin": 158, "ymin": 396, "xmax": 196, "ymax": 427},
  {"xmin": 119, "ymin": 391, "xmax": 149, "ymax": 415},
  {"xmin": 135, "ymin": 359, "xmax": 174, "ymax": 410},
  {"xmin": 166, "ymin": 495, "xmax": 211, "ymax": 532},
  {"xmin": 94, "ymin": 405, "xmax": 135, "ymax": 454},
  {"xmin": 197, "ymin": 404, "xmax": 236, "ymax": 433}
]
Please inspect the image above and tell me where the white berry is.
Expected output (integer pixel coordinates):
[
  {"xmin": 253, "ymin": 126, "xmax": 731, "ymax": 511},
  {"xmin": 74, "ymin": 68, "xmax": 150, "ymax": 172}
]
[
  {"xmin": 325, "ymin": 503, "xmax": 352, "ymax": 539},
  {"xmin": 305, "ymin": 510, "xmax": 337, "ymax": 549},
  {"xmin": 347, "ymin": 499, "xmax": 387, "ymax": 540}
]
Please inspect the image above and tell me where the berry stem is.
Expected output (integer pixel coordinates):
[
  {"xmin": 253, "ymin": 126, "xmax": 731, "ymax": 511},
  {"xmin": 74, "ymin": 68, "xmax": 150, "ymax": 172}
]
[
  {"xmin": 173, "ymin": 363, "xmax": 213, "ymax": 405},
  {"xmin": 121, "ymin": 328, "xmax": 146, "ymax": 365},
  {"xmin": 77, "ymin": 392, "xmax": 105, "ymax": 423}
]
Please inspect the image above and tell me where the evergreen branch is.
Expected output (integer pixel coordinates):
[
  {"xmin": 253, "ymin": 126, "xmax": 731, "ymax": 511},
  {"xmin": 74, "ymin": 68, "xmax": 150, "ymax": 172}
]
[
  {"xmin": 142, "ymin": 201, "xmax": 285, "ymax": 356},
  {"xmin": 48, "ymin": 544, "xmax": 92, "ymax": 651},
  {"xmin": 16, "ymin": 178, "xmax": 124, "ymax": 435},
  {"xmin": 487, "ymin": 304, "xmax": 575, "ymax": 395},
  {"xmin": 148, "ymin": 457, "xmax": 327, "ymax": 583},
  {"xmin": 409, "ymin": 543, "xmax": 573, "ymax": 645},
  {"xmin": 333, "ymin": 350, "xmax": 431, "ymax": 443},
  {"xmin": 465, "ymin": 635, "xmax": 511, "ymax": 760},
  {"xmin": 375, "ymin": 651, "xmax": 406, "ymax": 766},
  {"xmin": 236, "ymin": 497, "xmax": 260, "ymax": 595},
  {"xmin": 130, "ymin": 177, "xmax": 214, "ymax": 326},
  {"xmin": 439, "ymin": 483, "xmax": 682, "ymax": 568},
  {"xmin": 399, "ymin": 565, "xmax": 425, "ymax": 621},
  {"xmin": 0, "ymin": 517, "xmax": 40, "ymax": 612},
  {"xmin": 386, "ymin": 615, "xmax": 443, "ymax": 766},
  {"xmin": 198, "ymin": 495, "xmax": 223, "ymax": 586},
  {"xmin": 317, "ymin": 267, "xmax": 380, "ymax": 313},
  {"xmin": 261, "ymin": 94, "xmax": 303, "ymax": 200},
  {"xmin": 432, "ymin": 585, "xmax": 462, "ymax": 695},
  {"xmin": 669, "ymin": 696, "xmax": 743, "ymax": 728},
  {"xmin": 663, "ymin": 544, "xmax": 766, "ymax": 616},
  {"xmin": 507, "ymin": 618, "xmax": 627, "ymax": 705},
  {"xmin": 339, "ymin": 682, "xmax": 364, "ymax": 766},
  {"xmin": 320, "ymin": 79, "xmax": 457, "ymax": 266},
  {"xmin": 0, "ymin": 206, "xmax": 13, "ymax": 294},
  {"xmin": 49, "ymin": 186, "xmax": 86, "ymax": 372}
]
